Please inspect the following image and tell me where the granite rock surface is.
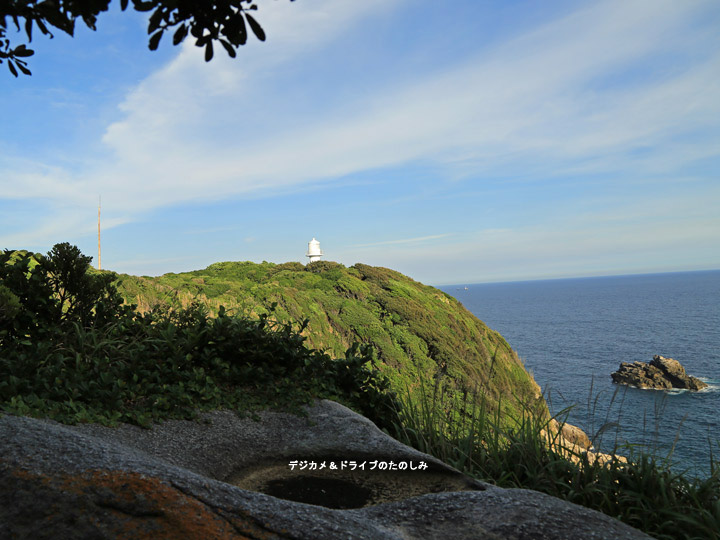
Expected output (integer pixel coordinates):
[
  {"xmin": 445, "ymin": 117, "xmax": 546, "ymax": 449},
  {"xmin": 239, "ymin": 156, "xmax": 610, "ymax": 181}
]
[{"xmin": 0, "ymin": 400, "xmax": 652, "ymax": 539}]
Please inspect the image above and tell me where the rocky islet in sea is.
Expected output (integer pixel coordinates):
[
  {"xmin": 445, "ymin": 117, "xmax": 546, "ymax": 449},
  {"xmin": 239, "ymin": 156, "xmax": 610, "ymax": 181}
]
[{"xmin": 611, "ymin": 355, "xmax": 708, "ymax": 391}]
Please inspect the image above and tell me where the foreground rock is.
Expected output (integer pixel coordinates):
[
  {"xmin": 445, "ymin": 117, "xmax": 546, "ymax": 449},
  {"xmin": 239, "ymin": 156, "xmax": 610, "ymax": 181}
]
[
  {"xmin": 611, "ymin": 355, "xmax": 708, "ymax": 391},
  {"xmin": 0, "ymin": 400, "xmax": 651, "ymax": 539}
]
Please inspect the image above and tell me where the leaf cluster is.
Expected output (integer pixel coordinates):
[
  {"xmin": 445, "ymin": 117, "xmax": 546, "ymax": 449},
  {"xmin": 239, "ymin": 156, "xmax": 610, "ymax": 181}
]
[
  {"xmin": 1, "ymin": 0, "xmax": 112, "ymax": 76},
  {"xmin": 1, "ymin": 0, "xmax": 290, "ymax": 77},
  {"xmin": 140, "ymin": 0, "xmax": 272, "ymax": 62}
]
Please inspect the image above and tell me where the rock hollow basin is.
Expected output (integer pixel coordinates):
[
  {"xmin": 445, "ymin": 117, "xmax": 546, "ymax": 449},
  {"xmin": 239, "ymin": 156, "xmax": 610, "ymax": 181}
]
[{"xmin": 442, "ymin": 270, "xmax": 720, "ymax": 476}]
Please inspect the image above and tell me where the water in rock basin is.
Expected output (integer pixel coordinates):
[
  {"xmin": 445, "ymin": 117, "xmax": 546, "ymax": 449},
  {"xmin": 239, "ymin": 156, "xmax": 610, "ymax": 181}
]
[{"xmin": 440, "ymin": 270, "xmax": 720, "ymax": 477}]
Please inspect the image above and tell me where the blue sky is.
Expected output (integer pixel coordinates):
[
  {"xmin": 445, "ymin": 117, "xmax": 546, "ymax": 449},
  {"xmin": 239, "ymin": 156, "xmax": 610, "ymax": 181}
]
[{"xmin": 1, "ymin": 0, "xmax": 719, "ymax": 284}]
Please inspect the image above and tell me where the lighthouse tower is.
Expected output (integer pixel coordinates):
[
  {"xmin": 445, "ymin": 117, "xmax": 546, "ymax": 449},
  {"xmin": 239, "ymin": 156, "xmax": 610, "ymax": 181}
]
[{"xmin": 306, "ymin": 238, "xmax": 323, "ymax": 263}]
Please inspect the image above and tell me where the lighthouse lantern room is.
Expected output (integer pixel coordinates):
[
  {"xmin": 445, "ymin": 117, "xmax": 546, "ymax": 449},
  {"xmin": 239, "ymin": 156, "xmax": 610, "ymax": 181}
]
[{"xmin": 306, "ymin": 238, "xmax": 323, "ymax": 263}]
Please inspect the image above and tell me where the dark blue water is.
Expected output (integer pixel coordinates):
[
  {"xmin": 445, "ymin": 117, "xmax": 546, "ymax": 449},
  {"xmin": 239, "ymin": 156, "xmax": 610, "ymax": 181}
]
[{"xmin": 440, "ymin": 270, "xmax": 720, "ymax": 477}]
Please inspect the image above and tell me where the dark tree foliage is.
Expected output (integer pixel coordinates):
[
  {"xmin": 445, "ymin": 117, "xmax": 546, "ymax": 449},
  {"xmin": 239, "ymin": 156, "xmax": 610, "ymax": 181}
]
[
  {"xmin": 1, "ymin": 0, "xmax": 293, "ymax": 77},
  {"xmin": 0, "ymin": 243, "xmax": 127, "ymax": 345},
  {"xmin": 43, "ymin": 242, "xmax": 128, "ymax": 326}
]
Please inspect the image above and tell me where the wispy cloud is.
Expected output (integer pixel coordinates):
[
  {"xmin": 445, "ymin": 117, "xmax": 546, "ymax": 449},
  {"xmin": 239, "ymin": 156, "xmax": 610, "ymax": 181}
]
[
  {"xmin": 328, "ymin": 179, "xmax": 720, "ymax": 283},
  {"xmin": 8, "ymin": 2, "xmax": 717, "ymax": 195},
  {"xmin": 351, "ymin": 234, "xmax": 452, "ymax": 249},
  {"xmin": 364, "ymin": 215, "xmax": 720, "ymax": 284}
]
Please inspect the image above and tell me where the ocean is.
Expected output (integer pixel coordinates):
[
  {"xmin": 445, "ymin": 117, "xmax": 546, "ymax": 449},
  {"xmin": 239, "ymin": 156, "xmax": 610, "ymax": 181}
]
[{"xmin": 439, "ymin": 270, "xmax": 720, "ymax": 477}]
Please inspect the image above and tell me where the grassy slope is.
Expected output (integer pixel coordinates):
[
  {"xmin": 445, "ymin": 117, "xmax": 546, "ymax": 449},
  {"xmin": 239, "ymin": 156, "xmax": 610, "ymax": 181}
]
[{"xmin": 115, "ymin": 260, "xmax": 547, "ymax": 425}]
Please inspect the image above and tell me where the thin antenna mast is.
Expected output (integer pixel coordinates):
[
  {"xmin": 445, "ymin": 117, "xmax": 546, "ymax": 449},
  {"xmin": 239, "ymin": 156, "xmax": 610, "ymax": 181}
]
[{"xmin": 98, "ymin": 195, "xmax": 101, "ymax": 270}]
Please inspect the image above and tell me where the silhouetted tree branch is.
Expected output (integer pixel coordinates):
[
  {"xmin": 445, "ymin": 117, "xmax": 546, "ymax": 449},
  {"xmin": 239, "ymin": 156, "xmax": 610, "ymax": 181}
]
[{"xmin": 1, "ymin": 0, "xmax": 292, "ymax": 77}]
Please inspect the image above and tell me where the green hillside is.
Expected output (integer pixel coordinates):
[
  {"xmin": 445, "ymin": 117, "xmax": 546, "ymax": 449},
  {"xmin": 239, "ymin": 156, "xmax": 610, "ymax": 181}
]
[{"xmin": 116, "ymin": 260, "xmax": 546, "ymax": 424}]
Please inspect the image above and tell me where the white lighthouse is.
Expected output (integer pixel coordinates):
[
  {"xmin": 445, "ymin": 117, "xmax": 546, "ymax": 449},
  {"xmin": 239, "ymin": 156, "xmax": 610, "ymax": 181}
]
[{"xmin": 306, "ymin": 238, "xmax": 323, "ymax": 263}]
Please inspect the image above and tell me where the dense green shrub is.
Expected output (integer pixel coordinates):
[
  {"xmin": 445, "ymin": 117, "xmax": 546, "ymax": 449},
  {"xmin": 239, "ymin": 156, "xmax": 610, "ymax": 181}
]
[{"xmin": 0, "ymin": 243, "xmax": 129, "ymax": 346}]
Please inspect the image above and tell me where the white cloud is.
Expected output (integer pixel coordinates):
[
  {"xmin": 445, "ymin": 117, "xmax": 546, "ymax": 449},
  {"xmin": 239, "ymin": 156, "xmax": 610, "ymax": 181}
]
[
  {"xmin": 348, "ymin": 215, "xmax": 720, "ymax": 284},
  {"xmin": 331, "ymin": 183, "xmax": 720, "ymax": 283},
  {"xmin": 1, "ymin": 0, "xmax": 718, "ymax": 261},
  {"xmin": 94, "ymin": 0, "xmax": 720, "ymax": 185}
]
